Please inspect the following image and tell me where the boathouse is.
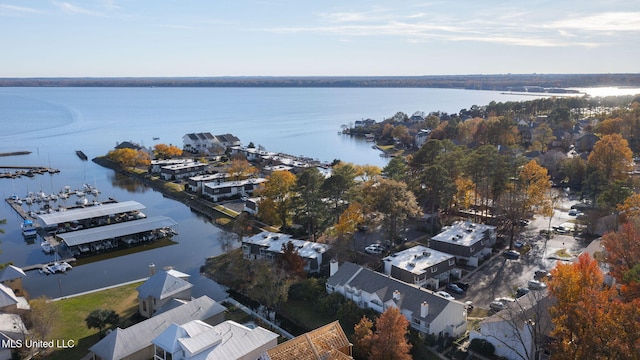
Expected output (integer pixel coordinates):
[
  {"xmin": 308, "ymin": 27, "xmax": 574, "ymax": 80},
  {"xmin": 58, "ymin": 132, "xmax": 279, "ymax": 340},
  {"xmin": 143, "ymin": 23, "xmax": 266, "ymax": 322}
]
[
  {"xmin": 36, "ymin": 200, "xmax": 147, "ymax": 231},
  {"xmin": 55, "ymin": 216, "xmax": 178, "ymax": 256}
]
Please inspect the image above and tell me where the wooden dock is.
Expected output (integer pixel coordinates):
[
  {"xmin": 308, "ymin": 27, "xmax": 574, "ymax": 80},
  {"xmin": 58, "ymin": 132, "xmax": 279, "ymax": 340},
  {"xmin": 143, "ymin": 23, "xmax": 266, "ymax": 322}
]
[{"xmin": 22, "ymin": 258, "xmax": 76, "ymax": 272}]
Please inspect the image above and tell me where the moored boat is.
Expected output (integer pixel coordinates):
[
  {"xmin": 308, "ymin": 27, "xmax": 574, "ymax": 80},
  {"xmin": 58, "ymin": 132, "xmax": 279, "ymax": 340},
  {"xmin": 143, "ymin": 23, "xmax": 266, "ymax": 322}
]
[{"xmin": 21, "ymin": 219, "xmax": 37, "ymax": 237}]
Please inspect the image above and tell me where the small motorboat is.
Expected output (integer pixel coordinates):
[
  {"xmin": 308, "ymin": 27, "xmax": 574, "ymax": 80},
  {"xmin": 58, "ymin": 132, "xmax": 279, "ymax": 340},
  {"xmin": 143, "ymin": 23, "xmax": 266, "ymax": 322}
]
[{"xmin": 21, "ymin": 219, "xmax": 37, "ymax": 237}]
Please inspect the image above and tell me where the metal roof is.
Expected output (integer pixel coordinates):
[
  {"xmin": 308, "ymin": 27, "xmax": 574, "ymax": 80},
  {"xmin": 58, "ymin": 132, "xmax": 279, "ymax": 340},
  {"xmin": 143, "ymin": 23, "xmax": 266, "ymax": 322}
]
[
  {"xmin": 36, "ymin": 201, "xmax": 146, "ymax": 227},
  {"xmin": 57, "ymin": 216, "xmax": 177, "ymax": 247}
]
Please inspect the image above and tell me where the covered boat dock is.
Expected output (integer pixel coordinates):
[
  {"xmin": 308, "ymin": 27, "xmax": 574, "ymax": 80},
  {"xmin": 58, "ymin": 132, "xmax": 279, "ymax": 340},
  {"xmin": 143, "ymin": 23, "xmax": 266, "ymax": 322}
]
[
  {"xmin": 37, "ymin": 200, "xmax": 146, "ymax": 231},
  {"xmin": 56, "ymin": 216, "xmax": 178, "ymax": 256}
]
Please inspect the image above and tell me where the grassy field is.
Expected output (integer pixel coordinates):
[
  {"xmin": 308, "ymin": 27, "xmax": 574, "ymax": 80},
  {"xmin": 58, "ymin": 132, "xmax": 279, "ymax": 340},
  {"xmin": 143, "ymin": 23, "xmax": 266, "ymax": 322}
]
[{"xmin": 46, "ymin": 282, "xmax": 142, "ymax": 360}]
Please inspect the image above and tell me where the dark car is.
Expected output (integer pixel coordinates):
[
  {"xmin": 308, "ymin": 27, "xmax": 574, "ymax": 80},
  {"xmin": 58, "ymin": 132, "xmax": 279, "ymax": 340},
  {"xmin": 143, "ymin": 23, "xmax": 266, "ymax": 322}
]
[
  {"xmin": 535, "ymin": 270, "xmax": 549, "ymax": 279},
  {"xmin": 516, "ymin": 287, "xmax": 531, "ymax": 298},
  {"xmin": 503, "ymin": 250, "xmax": 520, "ymax": 260},
  {"xmin": 446, "ymin": 283, "xmax": 464, "ymax": 294},
  {"xmin": 454, "ymin": 281, "xmax": 470, "ymax": 291}
]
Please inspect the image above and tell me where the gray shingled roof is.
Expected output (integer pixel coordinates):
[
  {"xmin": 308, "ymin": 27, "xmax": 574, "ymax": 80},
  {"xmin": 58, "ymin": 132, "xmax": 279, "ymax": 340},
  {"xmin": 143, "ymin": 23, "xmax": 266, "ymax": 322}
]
[
  {"xmin": 0, "ymin": 265, "xmax": 26, "ymax": 282},
  {"xmin": 0, "ymin": 284, "xmax": 19, "ymax": 308},
  {"xmin": 327, "ymin": 262, "xmax": 458, "ymax": 323},
  {"xmin": 89, "ymin": 296, "xmax": 226, "ymax": 360},
  {"xmin": 136, "ymin": 270, "xmax": 193, "ymax": 300}
]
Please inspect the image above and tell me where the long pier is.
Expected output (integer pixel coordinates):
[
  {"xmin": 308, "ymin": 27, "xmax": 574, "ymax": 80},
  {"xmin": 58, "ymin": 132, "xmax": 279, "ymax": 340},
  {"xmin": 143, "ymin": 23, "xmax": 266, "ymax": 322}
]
[
  {"xmin": 22, "ymin": 258, "xmax": 76, "ymax": 272},
  {"xmin": 0, "ymin": 166, "xmax": 60, "ymax": 179}
]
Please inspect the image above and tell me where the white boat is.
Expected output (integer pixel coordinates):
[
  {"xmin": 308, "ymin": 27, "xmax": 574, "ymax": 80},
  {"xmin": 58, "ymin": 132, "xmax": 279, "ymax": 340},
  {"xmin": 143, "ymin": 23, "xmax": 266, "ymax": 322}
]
[
  {"xmin": 41, "ymin": 241, "xmax": 55, "ymax": 253},
  {"xmin": 50, "ymin": 193, "xmax": 58, "ymax": 201},
  {"xmin": 76, "ymin": 197, "xmax": 88, "ymax": 206},
  {"xmin": 46, "ymin": 261, "xmax": 72, "ymax": 274},
  {"xmin": 21, "ymin": 219, "xmax": 37, "ymax": 237}
]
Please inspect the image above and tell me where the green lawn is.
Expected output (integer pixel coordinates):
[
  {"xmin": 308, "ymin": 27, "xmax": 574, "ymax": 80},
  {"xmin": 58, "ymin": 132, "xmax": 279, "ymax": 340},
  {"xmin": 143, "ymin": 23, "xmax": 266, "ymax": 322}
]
[{"xmin": 46, "ymin": 282, "xmax": 142, "ymax": 360}]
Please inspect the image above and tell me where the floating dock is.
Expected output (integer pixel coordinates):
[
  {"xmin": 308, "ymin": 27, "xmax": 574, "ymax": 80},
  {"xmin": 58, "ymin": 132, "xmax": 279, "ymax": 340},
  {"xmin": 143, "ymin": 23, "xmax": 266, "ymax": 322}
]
[{"xmin": 76, "ymin": 150, "xmax": 88, "ymax": 161}]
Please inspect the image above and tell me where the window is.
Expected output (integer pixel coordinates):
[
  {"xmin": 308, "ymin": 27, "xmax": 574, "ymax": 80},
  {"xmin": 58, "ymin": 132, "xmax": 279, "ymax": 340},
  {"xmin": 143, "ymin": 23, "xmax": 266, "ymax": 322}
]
[
  {"xmin": 142, "ymin": 301, "xmax": 147, "ymax": 312},
  {"xmin": 448, "ymin": 259, "xmax": 455, "ymax": 266},
  {"xmin": 431, "ymin": 266, "xmax": 437, "ymax": 273}
]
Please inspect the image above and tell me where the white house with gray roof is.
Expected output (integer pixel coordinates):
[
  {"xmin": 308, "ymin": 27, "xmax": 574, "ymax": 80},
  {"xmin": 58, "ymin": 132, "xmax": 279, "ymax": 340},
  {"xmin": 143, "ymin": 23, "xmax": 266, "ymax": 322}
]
[
  {"xmin": 152, "ymin": 320, "xmax": 278, "ymax": 360},
  {"xmin": 242, "ymin": 232, "xmax": 330, "ymax": 274},
  {"xmin": 88, "ymin": 296, "xmax": 225, "ymax": 360},
  {"xmin": 383, "ymin": 245, "xmax": 460, "ymax": 290},
  {"xmin": 326, "ymin": 262, "xmax": 467, "ymax": 337},
  {"xmin": 430, "ymin": 220, "xmax": 496, "ymax": 267},
  {"xmin": 136, "ymin": 269, "xmax": 193, "ymax": 318}
]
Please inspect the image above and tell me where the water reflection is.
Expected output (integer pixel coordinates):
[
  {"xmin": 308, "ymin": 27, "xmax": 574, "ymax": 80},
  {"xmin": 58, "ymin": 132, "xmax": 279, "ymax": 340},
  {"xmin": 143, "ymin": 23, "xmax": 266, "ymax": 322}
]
[{"xmin": 109, "ymin": 172, "xmax": 151, "ymax": 193}]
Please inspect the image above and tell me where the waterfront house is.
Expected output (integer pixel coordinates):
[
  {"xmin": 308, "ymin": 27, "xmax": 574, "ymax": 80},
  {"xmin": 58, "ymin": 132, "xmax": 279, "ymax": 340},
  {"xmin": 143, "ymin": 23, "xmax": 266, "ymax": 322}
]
[
  {"xmin": 429, "ymin": 221, "xmax": 496, "ymax": 267},
  {"xmin": 354, "ymin": 118, "xmax": 376, "ymax": 128},
  {"xmin": 160, "ymin": 162, "xmax": 208, "ymax": 181},
  {"xmin": 326, "ymin": 262, "xmax": 468, "ymax": 337},
  {"xmin": 136, "ymin": 268, "xmax": 193, "ymax": 318},
  {"xmin": 242, "ymin": 231, "xmax": 330, "ymax": 274},
  {"xmin": 202, "ymin": 178, "xmax": 266, "ymax": 202},
  {"xmin": 183, "ymin": 133, "xmax": 217, "ymax": 154},
  {"xmin": 229, "ymin": 146, "xmax": 278, "ymax": 162},
  {"xmin": 213, "ymin": 133, "xmax": 241, "ymax": 148},
  {"xmin": 0, "ymin": 265, "xmax": 26, "ymax": 297},
  {"xmin": 150, "ymin": 159, "xmax": 194, "ymax": 174},
  {"xmin": 0, "ymin": 284, "xmax": 29, "ymax": 314},
  {"xmin": 187, "ymin": 172, "xmax": 229, "ymax": 193},
  {"xmin": 88, "ymin": 296, "xmax": 225, "ymax": 360},
  {"xmin": 264, "ymin": 321, "xmax": 353, "ymax": 360},
  {"xmin": 383, "ymin": 246, "xmax": 459, "ymax": 290},
  {"xmin": 152, "ymin": 320, "xmax": 278, "ymax": 360},
  {"xmin": 414, "ymin": 129, "xmax": 432, "ymax": 148}
]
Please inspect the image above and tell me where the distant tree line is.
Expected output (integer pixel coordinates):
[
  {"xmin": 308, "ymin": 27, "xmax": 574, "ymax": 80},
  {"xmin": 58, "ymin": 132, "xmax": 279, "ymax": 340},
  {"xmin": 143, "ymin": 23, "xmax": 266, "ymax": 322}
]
[{"xmin": 2, "ymin": 73, "xmax": 640, "ymax": 89}]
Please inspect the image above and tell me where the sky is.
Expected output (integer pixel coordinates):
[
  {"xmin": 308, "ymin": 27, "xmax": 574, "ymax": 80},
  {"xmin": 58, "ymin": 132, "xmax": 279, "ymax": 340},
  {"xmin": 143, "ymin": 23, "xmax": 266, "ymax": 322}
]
[{"xmin": 1, "ymin": 0, "xmax": 639, "ymax": 77}]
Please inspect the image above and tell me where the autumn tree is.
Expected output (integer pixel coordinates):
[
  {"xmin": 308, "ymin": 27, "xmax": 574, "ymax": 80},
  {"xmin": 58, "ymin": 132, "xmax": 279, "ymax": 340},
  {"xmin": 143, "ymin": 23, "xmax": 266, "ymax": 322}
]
[
  {"xmin": 276, "ymin": 241, "xmax": 306, "ymax": 279},
  {"xmin": 584, "ymin": 134, "xmax": 633, "ymax": 206},
  {"xmin": 322, "ymin": 162, "xmax": 356, "ymax": 223},
  {"xmin": 153, "ymin": 143, "xmax": 183, "ymax": 158},
  {"xmin": 353, "ymin": 307, "xmax": 412, "ymax": 360},
  {"xmin": 602, "ymin": 220, "xmax": 640, "ymax": 300},
  {"xmin": 354, "ymin": 164, "xmax": 381, "ymax": 182},
  {"xmin": 226, "ymin": 157, "xmax": 257, "ymax": 181},
  {"xmin": 617, "ymin": 193, "xmax": 640, "ymax": 224},
  {"xmin": 248, "ymin": 260, "xmax": 291, "ymax": 311},
  {"xmin": 106, "ymin": 148, "xmax": 150, "ymax": 168},
  {"xmin": 257, "ymin": 170, "xmax": 296, "ymax": 227},
  {"xmin": 547, "ymin": 253, "xmax": 640, "ymax": 359},
  {"xmin": 335, "ymin": 202, "xmax": 364, "ymax": 237}
]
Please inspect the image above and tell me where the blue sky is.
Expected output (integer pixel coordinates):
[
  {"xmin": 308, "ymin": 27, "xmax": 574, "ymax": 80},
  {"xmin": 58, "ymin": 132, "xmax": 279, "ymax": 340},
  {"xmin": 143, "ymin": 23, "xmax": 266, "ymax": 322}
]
[{"xmin": 1, "ymin": 1, "xmax": 639, "ymax": 77}]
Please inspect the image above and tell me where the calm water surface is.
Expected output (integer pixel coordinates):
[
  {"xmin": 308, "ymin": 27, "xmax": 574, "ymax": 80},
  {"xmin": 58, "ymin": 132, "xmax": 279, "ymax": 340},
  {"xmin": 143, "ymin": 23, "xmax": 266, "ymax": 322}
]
[{"xmin": 0, "ymin": 87, "xmax": 549, "ymax": 298}]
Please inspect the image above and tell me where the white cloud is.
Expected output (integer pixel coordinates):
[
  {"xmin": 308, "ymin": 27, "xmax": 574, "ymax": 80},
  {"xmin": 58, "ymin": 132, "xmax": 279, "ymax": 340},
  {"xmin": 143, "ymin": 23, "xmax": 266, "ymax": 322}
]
[
  {"xmin": 0, "ymin": 4, "xmax": 40, "ymax": 14},
  {"xmin": 53, "ymin": 1, "xmax": 103, "ymax": 16},
  {"xmin": 547, "ymin": 12, "xmax": 640, "ymax": 32}
]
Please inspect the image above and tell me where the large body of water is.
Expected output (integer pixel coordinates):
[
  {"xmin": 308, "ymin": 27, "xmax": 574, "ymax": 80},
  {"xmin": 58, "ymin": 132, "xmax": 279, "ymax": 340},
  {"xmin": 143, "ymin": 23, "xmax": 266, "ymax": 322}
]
[{"xmin": 0, "ymin": 86, "xmax": 633, "ymax": 299}]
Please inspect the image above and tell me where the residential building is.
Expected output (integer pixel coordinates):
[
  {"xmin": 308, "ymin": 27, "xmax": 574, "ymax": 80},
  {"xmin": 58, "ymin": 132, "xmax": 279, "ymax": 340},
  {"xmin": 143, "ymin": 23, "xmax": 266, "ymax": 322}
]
[
  {"xmin": 470, "ymin": 293, "xmax": 555, "ymax": 360},
  {"xmin": 414, "ymin": 129, "xmax": 432, "ymax": 148},
  {"xmin": 160, "ymin": 162, "xmax": 208, "ymax": 181},
  {"xmin": 354, "ymin": 118, "xmax": 376, "ymax": 128},
  {"xmin": 0, "ymin": 313, "xmax": 27, "ymax": 360},
  {"xmin": 383, "ymin": 246, "xmax": 459, "ymax": 289},
  {"xmin": 0, "ymin": 265, "xmax": 26, "ymax": 297},
  {"xmin": 136, "ymin": 269, "xmax": 193, "ymax": 318},
  {"xmin": 183, "ymin": 133, "xmax": 217, "ymax": 153},
  {"xmin": 430, "ymin": 221, "xmax": 496, "ymax": 267},
  {"xmin": 213, "ymin": 133, "xmax": 241, "ymax": 148},
  {"xmin": 229, "ymin": 146, "xmax": 278, "ymax": 162},
  {"xmin": 202, "ymin": 178, "xmax": 266, "ymax": 202},
  {"xmin": 242, "ymin": 232, "xmax": 331, "ymax": 274},
  {"xmin": 89, "ymin": 296, "xmax": 226, "ymax": 360},
  {"xmin": 326, "ymin": 262, "xmax": 467, "ymax": 337},
  {"xmin": 187, "ymin": 173, "xmax": 229, "ymax": 193},
  {"xmin": 150, "ymin": 159, "xmax": 194, "ymax": 174},
  {"xmin": 152, "ymin": 320, "xmax": 278, "ymax": 360},
  {"xmin": 263, "ymin": 321, "xmax": 353, "ymax": 360}
]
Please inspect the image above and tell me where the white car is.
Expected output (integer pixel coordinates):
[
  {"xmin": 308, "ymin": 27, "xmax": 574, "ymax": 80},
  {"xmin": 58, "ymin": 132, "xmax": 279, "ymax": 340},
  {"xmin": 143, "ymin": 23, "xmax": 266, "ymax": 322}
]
[
  {"xmin": 528, "ymin": 279, "xmax": 548, "ymax": 290},
  {"xmin": 490, "ymin": 297, "xmax": 515, "ymax": 311},
  {"xmin": 364, "ymin": 244, "xmax": 384, "ymax": 255},
  {"xmin": 436, "ymin": 291, "xmax": 455, "ymax": 300}
]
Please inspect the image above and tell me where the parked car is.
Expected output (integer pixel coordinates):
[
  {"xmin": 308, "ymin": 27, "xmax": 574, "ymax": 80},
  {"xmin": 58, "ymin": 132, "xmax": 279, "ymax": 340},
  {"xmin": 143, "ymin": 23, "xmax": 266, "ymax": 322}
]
[
  {"xmin": 535, "ymin": 270, "xmax": 549, "ymax": 279},
  {"xmin": 516, "ymin": 287, "xmax": 531, "ymax": 298},
  {"xmin": 446, "ymin": 283, "xmax": 465, "ymax": 294},
  {"xmin": 514, "ymin": 240, "xmax": 525, "ymax": 248},
  {"xmin": 528, "ymin": 279, "xmax": 548, "ymax": 290},
  {"xmin": 357, "ymin": 224, "xmax": 369, "ymax": 232},
  {"xmin": 568, "ymin": 209, "xmax": 581, "ymax": 216},
  {"xmin": 490, "ymin": 297, "xmax": 515, "ymax": 311},
  {"xmin": 436, "ymin": 291, "xmax": 455, "ymax": 300},
  {"xmin": 553, "ymin": 225, "xmax": 568, "ymax": 234},
  {"xmin": 503, "ymin": 250, "xmax": 520, "ymax": 260},
  {"xmin": 518, "ymin": 219, "xmax": 530, "ymax": 226},
  {"xmin": 364, "ymin": 244, "xmax": 384, "ymax": 255},
  {"xmin": 454, "ymin": 281, "xmax": 470, "ymax": 291}
]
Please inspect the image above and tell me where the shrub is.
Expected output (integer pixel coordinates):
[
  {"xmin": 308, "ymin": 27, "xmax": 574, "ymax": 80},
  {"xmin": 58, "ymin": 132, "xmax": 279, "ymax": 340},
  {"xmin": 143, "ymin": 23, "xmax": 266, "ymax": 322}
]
[{"xmin": 469, "ymin": 338, "xmax": 495, "ymax": 356}]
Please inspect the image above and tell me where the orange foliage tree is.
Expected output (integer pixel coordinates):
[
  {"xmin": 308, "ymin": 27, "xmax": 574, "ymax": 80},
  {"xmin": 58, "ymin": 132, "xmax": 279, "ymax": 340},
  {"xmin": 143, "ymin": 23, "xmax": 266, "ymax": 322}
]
[
  {"xmin": 602, "ymin": 220, "xmax": 640, "ymax": 300},
  {"xmin": 587, "ymin": 133, "xmax": 633, "ymax": 181},
  {"xmin": 353, "ymin": 307, "xmax": 412, "ymax": 360},
  {"xmin": 547, "ymin": 252, "xmax": 640, "ymax": 359},
  {"xmin": 106, "ymin": 148, "xmax": 150, "ymax": 168},
  {"xmin": 153, "ymin": 143, "xmax": 183, "ymax": 158}
]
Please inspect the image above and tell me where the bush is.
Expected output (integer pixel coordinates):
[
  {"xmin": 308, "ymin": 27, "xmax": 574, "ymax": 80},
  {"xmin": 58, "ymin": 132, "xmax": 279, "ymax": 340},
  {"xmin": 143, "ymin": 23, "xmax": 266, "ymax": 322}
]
[{"xmin": 469, "ymin": 338, "xmax": 495, "ymax": 357}]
